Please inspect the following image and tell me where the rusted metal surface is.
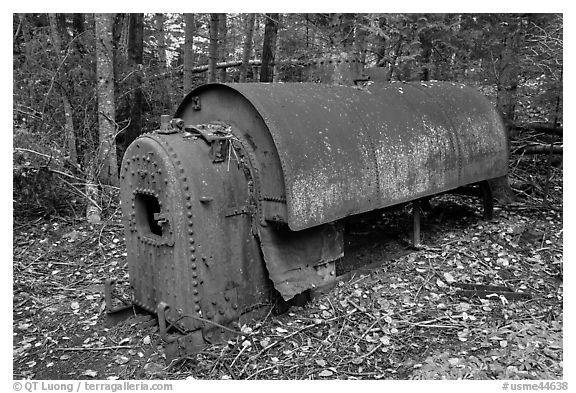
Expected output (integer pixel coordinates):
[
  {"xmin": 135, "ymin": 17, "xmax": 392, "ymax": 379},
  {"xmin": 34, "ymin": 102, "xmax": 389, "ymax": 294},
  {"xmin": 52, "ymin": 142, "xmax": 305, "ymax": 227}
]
[
  {"xmin": 122, "ymin": 81, "xmax": 509, "ymax": 326},
  {"xmin": 120, "ymin": 123, "xmax": 272, "ymax": 334},
  {"xmin": 177, "ymin": 82, "xmax": 508, "ymax": 232}
]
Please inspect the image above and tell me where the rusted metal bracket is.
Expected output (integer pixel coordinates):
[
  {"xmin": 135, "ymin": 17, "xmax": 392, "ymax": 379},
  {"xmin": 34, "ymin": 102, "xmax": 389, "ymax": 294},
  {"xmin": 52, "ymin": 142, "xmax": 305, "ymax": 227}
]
[
  {"xmin": 210, "ymin": 138, "xmax": 229, "ymax": 163},
  {"xmin": 157, "ymin": 302, "xmax": 179, "ymax": 343},
  {"xmin": 104, "ymin": 278, "xmax": 133, "ymax": 313},
  {"xmin": 191, "ymin": 96, "xmax": 201, "ymax": 110},
  {"xmin": 184, "ymin": 125, "xmax": 217, "ymax": 143}
]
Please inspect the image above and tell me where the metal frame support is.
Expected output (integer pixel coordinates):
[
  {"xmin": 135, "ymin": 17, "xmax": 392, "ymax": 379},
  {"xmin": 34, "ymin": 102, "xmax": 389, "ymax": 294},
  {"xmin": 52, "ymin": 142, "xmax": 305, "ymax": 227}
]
[
  {"xmin": 480, "ymin": 181, "xmax": 494, "ymax": 220},
  {"xmin": 157, "ymin": 302, "xmax": 178, "ymax": 343},
  {"xmin": 104, "ymin": 278, "xmax": 132, "ymax": 313},
  {"xmin": 412, "ymin": 200, "xmax": 421, "ymax": 247}
]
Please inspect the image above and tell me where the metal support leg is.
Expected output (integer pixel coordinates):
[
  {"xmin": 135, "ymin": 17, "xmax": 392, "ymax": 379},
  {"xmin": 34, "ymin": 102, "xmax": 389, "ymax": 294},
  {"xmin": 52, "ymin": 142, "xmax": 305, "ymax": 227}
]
[
  {"xmin": 480, "ymin": 181, "xmax": 494, "ymax": 220},
  {"xmin": 157, "ymin": 302, "xmax": 178, "ymax": 343},
  {"xmin": 412, "ymin": 200, "xmax": 421, "ymax": 247},
  {"xmin": 104, "ymin": 278, "xmax": 132, "ymax": 313}
]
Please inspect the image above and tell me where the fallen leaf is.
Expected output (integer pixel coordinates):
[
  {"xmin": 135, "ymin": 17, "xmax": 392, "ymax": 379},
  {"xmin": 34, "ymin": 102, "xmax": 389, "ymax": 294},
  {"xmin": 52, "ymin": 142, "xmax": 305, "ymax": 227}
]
[
  {"xmin": 83, "ymin": 370, "xmax": 97, "ymax": 378},
  {"xmin": 114, "ymin": 355, "xmax": 129, "ymax": 365},
  {"xmin": 318, "ymin": 370, "xmax": 333, "ymax": 377},
  {"xmin": 443, "ymin": 272, "xmax": 455, "ymax": 283},
  {"xmin": 260, "ymin": 338, "xmax": 270, "ymax": 348},
  {"xmin": 436, "ymin": 279, "xmax": 447, "ymax": 288}
]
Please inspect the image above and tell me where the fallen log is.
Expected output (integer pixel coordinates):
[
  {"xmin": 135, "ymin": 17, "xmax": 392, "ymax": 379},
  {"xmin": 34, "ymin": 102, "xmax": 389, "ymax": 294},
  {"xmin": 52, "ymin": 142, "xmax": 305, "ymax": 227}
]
[
  {"xmin": 192, "ymin": 59, "xmax": 262, "ymax": 74},
  {"xmin": 514, "ymin": 122, "xmax": 563, "ymax": 136},
  {"xmin": 523, "ymin": 145, "xmax": 563, "ymax": 155}
]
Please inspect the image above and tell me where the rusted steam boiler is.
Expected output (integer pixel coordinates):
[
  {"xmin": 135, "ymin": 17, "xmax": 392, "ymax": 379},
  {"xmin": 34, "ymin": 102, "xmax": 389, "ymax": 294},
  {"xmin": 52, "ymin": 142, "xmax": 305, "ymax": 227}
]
[{"xmin": 117, "ymin": 81, "xmax": 508, "ymax": 351}]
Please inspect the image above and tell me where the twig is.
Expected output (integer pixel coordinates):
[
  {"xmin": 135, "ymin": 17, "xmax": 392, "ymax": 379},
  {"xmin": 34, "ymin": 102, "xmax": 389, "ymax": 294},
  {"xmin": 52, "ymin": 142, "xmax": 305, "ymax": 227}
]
[
  {"xmin": 58, "ymin": 177, "xmax": 101, "ymax": 212},
  {"xmin": 41, "ymin": 31, "xmax": 87, "ymax": 118},
  {"xmin": 14, "ymin": 147, "xmax": 53, "ymax": 160},
  {"xmin": 55, "ymin": 345, "xmax": 133, "ymax": 351},
  {"xmin": 246, "ymin": 365, "xmax": 276, "ymax": 380},
  {"xmin": 229, "ymin": 344, "xmax": 248, "ymax": 368}
]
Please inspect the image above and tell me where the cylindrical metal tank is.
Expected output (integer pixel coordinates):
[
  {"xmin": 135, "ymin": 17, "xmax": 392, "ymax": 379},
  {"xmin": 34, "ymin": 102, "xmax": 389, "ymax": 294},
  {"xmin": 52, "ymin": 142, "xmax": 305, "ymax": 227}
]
[
  {"xmin": 120, "ymin": 81, "xmax": 508, "ymax": 345},
  {"xmin": 176, "ymin": 82, "xmax": 508, "ymax": 231}
]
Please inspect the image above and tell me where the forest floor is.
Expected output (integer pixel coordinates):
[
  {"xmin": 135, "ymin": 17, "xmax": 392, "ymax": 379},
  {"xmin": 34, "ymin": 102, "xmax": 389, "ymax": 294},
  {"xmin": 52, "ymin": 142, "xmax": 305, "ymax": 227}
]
[{"xmin": 13, "ymin": 154, "xmax": 563, "ymax": 380}]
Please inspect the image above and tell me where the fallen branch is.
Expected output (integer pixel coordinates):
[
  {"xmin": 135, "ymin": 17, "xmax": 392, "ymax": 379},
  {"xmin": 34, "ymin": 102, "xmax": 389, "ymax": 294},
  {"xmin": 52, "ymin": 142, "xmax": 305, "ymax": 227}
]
[
  {"xmin": 523, "ymin": 145, "xmax": 563, "ymax": 155},
  {"xmin": 192, "ymin": 59, "xmax": 262, "ymax": 74},
  {"xmin": 55, "ymin": 345, "xmax": 133, "ymax": 351},
  {"xmin": 514, "ymin": 122, "xmax": 563, "ymax": 136}
]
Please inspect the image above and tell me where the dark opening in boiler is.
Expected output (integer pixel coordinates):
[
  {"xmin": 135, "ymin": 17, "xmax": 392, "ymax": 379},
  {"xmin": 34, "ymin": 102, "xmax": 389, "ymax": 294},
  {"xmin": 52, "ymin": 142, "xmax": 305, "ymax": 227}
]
[{"xmin": 134, "ymin": 193, "xmax": 163, "ymax": 236}]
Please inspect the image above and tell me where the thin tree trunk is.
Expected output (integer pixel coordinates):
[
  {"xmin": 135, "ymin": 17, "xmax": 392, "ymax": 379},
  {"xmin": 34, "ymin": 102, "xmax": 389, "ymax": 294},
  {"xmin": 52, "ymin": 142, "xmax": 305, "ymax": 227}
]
[
  {"xmin": 217, "ymin": 13, "xmax": 228, "ymax": 82},
  {"xmin": 48, "ymin": 13, "xmax": 78, "ymax": 165},
  {"xmin": 183, "ymin": 13, "xmax": 196, "ymax": 94},
  {"xmin": 496, "ymin": 22, "xmax": 521, "ymax": 132},
  {"xmin": 208, "ymin": 13, "xmax": 219, "ymax": 83},
  {"xmin": 272, "ymin": 14, "xmax": 282, "ymax": 82},
  {"xmin": 374, "ymin": 15, "xmax": 387, "ymax": 67},
  {"xmin": 115, "ymin": 13, "xmax": 144, "ymax": 165},
  {"xmin": 95, "ymin": 13, "xmax": 118, "ymax": 185},
  {"xmin": 154, "ymin": 13, "xmax": 172, "ymax": 111},
  {"xmin": 239, "ymin": 13, "xmax": 255, "ymax": 83},
  {"xmin": 260, "ymin": 13, "xmax": 279, "ymax": 82},
  {"xmin": 354, "ymin": 15, "xmax": 367, "ymax": 66},
  {"xmin": 491, "ymin": 19, "xmax": 522, "ymax": 204},
  {"xmin": 334, "ymin": 13, "xmax": 355, "ymax": 50}
]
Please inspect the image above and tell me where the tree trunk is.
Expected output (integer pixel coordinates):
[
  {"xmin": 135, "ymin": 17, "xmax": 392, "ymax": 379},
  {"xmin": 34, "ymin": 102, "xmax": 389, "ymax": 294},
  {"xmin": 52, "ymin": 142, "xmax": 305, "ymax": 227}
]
[
  {"xmin": 239, "ymin": 13, "xmax": 255, "ymax": 83},
  {"xmin": 333, "ymin": 13, "xmax": 355, "ymax": 51},
  {"xmin": 48, "ymin": 13, "xmax": 78, "ymax": 165},
  {"xmin": 491, "ymin": 17, "xmax": 523, "ymax": 204},
  {"xmin": 154, "ymin": 13, "xmax": 172, "ymax": 111},
  {"xmin": 115, "ymin": 13, "xmax": 144, "ymax": 165},
  {"xmin": 374, "ymin": 15, "xmax": 387, "ymax": 67},
  {"xmin": 112, "ymin": 14, "xmax": 127, "ymax": 98},
  {"xmin": 217, "ymin": 13, "xmax": 228, "ymax": 82},
  {"xmin": 354, "ymin": 15, "xmax": 368, "ymax": 66},
  {"xmin": 419, "ymin": 32, "xmax": 432, "ymax": 81},
  {"xmin": 95, "ymin": 13, "xmax": 118, "ymax": 186},
  {"xmin": 208, "ymin": 13, "xmax": 219, "ymax": 83},
  {"xmin": 183, "ymin": 13, "xmax": 196, "ymax": 94},
  {"xmin": 272, "ymin": 14, "xmax": 282, "ymax": 82},
  {"xmin": 260, "ymin": 13, "xmax": 279, "ymax": 82},
  {"xmin": 72, "ymin": 13, "xmax": 85, "ymax": 34},
  {"xmin": 496, "ymin": 22, "xmax": 521, "ymax": 132}
]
